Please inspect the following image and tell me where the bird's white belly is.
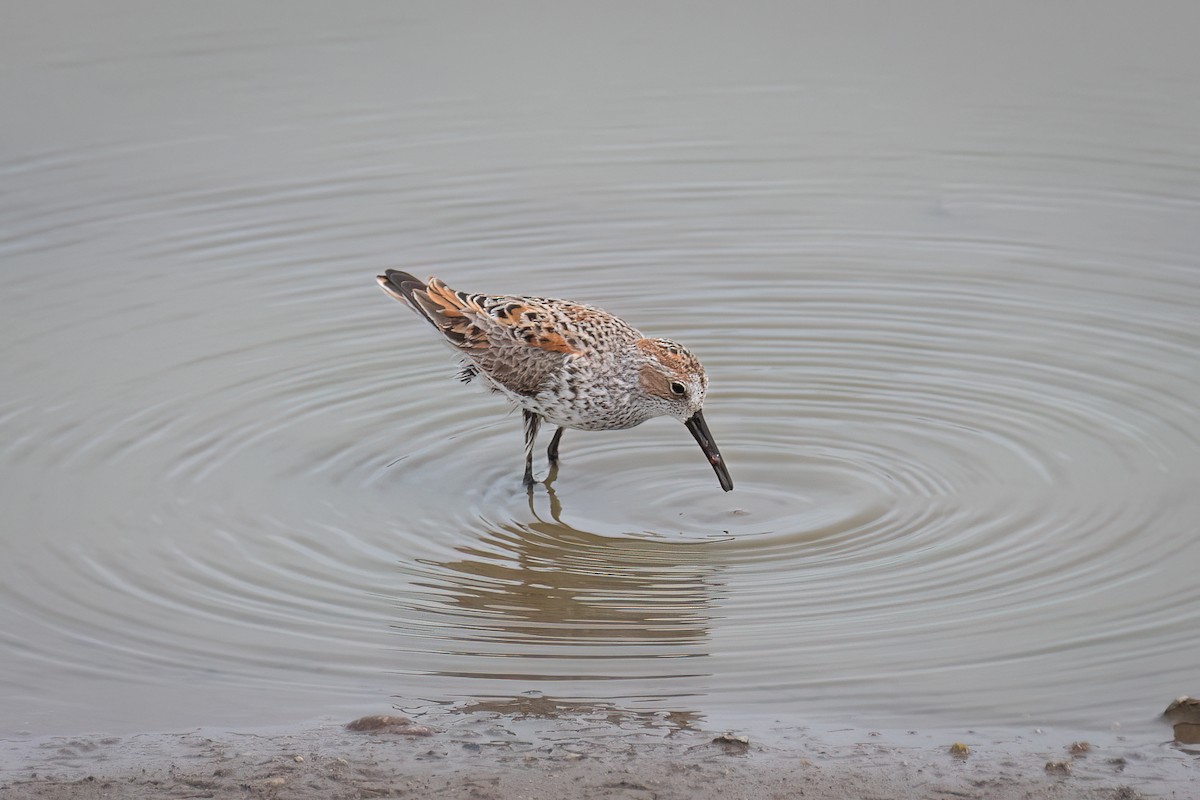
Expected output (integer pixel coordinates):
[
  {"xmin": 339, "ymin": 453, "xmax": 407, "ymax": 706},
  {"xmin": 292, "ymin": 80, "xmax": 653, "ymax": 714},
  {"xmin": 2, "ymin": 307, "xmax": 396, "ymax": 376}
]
[{"xmin": 483, "ymin": 379, "xmax": 647, "ymax": 431}]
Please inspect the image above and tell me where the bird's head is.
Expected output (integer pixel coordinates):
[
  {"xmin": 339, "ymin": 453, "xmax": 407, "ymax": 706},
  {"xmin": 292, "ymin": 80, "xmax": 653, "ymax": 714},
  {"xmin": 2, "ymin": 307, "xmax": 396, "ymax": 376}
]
[{"xmin": 635, "ymin": 338, "xmax": 733, "ymax": 492}]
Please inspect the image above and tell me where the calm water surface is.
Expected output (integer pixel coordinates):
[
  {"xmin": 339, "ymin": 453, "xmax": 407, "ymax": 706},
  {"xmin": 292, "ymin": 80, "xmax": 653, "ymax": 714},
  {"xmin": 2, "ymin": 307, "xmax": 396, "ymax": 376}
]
[{"xmin": 3, "ymin": 2, "xmax": 1200, "ymax": 737}]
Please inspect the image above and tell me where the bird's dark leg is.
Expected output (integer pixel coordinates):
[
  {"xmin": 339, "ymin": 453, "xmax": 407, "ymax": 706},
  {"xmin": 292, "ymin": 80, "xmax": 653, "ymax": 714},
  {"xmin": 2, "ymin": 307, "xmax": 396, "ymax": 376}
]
[
  {"xmin": 546, "ymin": 426, "xmax": 565, "ymax": 465},
  {"xmin": 522, "ymin": 409, "xmax": 542, "ymax": 487}
]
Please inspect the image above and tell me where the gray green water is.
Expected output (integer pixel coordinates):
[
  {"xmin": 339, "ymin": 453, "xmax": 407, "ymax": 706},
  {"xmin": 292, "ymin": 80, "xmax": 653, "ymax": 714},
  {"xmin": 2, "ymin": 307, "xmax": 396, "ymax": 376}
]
[{"xmin": 3, "ymin": 2, "xmax": 1199, "ymax": 738}]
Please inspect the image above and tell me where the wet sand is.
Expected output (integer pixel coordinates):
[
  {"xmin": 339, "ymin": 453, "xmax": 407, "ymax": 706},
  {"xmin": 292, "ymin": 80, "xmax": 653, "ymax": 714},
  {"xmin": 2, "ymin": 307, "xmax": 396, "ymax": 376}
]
[{"xmin": 3, "ymin": 708, "xmax": 1193, "ymax": 800}]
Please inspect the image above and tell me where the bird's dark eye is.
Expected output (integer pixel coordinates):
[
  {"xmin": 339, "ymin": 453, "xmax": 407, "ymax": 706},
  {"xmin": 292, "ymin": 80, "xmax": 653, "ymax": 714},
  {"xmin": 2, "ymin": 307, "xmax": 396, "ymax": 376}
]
[{"xmin": 669, "ymin": 381, "xmax": 688, "ymax": 396}]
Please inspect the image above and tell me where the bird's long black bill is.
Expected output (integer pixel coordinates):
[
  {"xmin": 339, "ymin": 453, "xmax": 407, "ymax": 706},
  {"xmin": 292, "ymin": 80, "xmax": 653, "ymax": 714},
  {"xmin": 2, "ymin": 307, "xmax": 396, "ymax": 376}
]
[{"xmin": 684, "ymin": 410, "xmax": 734, "ymax": 492}]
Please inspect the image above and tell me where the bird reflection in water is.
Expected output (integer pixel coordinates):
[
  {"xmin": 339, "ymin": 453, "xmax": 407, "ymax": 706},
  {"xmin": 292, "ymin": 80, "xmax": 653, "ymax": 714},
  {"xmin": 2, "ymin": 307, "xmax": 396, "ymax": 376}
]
[{"xmin": 404, "ymin": 467, "xmax": 725, "ymax": 682}]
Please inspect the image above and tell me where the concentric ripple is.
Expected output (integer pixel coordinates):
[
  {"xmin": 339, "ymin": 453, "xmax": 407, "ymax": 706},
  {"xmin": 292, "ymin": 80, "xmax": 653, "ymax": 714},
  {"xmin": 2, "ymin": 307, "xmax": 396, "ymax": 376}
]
[
  {"xmin": 366, "ymin": 255, "xmax": 1200, "ymax": 728},
  {"xmin": 4, "ymin": 0, "xmax": 1200, "ymax": 739}
]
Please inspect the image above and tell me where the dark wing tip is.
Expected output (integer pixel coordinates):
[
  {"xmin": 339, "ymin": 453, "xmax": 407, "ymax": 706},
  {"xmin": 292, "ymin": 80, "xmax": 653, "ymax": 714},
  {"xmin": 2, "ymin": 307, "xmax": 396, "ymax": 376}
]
[
  {"xmin": 377, "ymin": 270, "xmax": 428, "ymax": 303},
  {"xmin": 378, "ymin": 269, "xmax": 424, "ymax": 290},
  {"xmin": 383, "ymin": 269, "xmax": 421, "ymax": 283}
]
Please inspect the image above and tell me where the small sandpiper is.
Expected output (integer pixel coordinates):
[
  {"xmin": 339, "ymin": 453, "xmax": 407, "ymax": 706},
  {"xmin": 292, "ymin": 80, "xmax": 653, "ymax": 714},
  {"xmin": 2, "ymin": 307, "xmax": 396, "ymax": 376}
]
[{"xmin": 376, "ymin": 270, "xmax": 733, "ymax": 491}]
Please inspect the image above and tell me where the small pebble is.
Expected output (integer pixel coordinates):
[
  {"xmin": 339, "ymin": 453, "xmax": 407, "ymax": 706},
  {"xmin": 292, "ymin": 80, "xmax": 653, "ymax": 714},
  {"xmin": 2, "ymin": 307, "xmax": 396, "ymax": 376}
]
[
  {"xmin": 1162, "ymin": 696, "xmax": 1199, "ymax": 723},
  {"xmin": 712, "ymin": 732, "xmax": 749, "ymax": 753},
  {"xmin": 346, "ymin": 714, "xmax": 410, "ymax": 731},
  {"xmin": 292, "ymin": 755, "xmax": 304, "ymax": 763},
  {"xmin": 345, "ymin": 715, "xmax": 435, "ymax": 736}
]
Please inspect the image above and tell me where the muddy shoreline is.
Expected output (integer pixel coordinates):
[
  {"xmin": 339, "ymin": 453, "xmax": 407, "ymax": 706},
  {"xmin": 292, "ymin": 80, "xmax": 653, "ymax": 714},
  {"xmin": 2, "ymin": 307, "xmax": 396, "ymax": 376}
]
[{"xmin": 3, "ymin": 707, "xmax": 1193, "ymax": 800}]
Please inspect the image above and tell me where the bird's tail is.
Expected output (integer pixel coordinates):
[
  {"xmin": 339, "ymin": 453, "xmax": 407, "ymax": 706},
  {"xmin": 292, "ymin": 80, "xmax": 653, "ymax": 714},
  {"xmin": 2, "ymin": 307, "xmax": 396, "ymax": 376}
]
[{"xmin": 376, "ymin": 269, "xmax": 483, "ymax": 349}]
